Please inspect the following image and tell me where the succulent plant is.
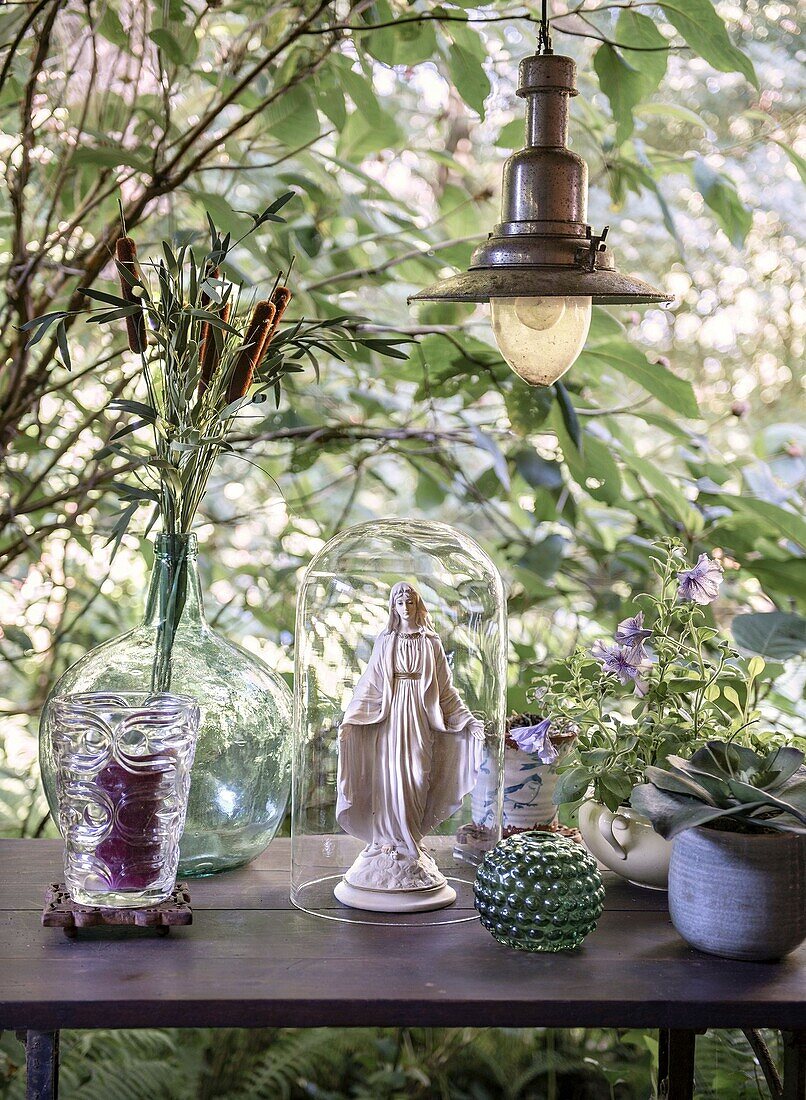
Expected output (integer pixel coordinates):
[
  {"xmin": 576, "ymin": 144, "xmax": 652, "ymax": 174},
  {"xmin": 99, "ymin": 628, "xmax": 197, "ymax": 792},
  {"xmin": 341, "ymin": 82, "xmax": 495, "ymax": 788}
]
[
  {"xmin": 474, "ymin": 832, "xmax": 604, "ymax": 952},
  {"xmin": 631, "ymin": 741, "xmax": 806, "ymax": 839}
]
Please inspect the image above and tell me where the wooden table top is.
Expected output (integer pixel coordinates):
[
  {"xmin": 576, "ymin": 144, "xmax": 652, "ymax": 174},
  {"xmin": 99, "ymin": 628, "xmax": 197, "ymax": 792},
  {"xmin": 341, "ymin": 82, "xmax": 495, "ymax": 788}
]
[{"xmin": 1, "ymin": 839, "xmax": 803, "ymax": 1032}]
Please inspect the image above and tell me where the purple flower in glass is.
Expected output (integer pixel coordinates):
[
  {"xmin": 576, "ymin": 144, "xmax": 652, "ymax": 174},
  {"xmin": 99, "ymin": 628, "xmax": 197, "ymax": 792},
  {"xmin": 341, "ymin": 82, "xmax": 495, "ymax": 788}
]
[
  {"xmin": 509, "ymin": 718, "xmax": 558, "ymax": 762},
  {"xmin": 592, "ymin": 640, "xmax": 643, "ymax": 685},
  {"xmin": 614, "ymin": 611, "xmax": 651, "ymax": 655},
  {"xmin": 677, "ymin": 553, "xmax": 724, "ymax": 605}
]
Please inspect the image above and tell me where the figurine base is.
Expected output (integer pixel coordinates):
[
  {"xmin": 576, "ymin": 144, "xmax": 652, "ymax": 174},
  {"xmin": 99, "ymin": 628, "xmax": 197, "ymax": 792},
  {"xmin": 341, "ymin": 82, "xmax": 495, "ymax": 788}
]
[
  {"xmin": 334, "ymin": 879, "xmax": 457, "ymax": 913},
  {"xmin": 343, "ymin": 844, "xmax": 444, "ymax": 892}
]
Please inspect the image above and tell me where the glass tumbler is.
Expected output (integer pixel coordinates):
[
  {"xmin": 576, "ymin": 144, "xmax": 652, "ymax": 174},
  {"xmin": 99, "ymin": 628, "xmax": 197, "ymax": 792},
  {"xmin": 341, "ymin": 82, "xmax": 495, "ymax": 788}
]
[{"xmin": 50, "ymin": 691, "xmax": 200, "ymax": 908}]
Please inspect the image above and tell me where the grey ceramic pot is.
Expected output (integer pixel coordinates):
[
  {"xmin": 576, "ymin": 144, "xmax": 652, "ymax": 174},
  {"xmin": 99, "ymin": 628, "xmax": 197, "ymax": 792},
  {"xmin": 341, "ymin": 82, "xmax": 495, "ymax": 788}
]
[{"xmin": 669, "ymin": 826, "xmax": 806, "ymax": 961}]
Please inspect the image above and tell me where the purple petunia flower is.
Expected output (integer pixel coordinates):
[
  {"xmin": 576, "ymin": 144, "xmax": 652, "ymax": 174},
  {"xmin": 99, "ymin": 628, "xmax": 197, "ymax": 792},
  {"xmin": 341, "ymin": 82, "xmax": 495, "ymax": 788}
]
[
  {"xmin": 633, "ymin": 675, "xmax": 651, "ymax": 698},
  {"xmin": 509, "ymin": 718, "xmax": 558, "ymax": 762},
  {"xmin": 614, "ymin": 611, "xmax": 652, "ymax": 654},
  {"xmin": 677, "ymin": 553, "xmax": 724, "ymax": 605},
  {"xmin": 592, "ymin": 640, "xmax": 644, "ymax": 685}
]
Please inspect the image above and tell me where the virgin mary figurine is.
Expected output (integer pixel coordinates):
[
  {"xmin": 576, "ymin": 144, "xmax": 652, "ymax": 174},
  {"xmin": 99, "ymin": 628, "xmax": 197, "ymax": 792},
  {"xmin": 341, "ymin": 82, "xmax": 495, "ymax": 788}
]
[{"xmin": 335, "ymin": 582, "xmax": 485, "ymax": 912}]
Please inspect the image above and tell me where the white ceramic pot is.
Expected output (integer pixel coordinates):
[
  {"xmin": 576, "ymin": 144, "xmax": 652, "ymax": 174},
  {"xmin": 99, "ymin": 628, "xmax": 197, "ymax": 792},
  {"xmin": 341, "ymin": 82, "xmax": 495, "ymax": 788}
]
[
  {"xmin": 669, "ymin": 827, "xmax": 806, "ymax": 960},
  {"xmin": 579, "ymin": 800, "xmax": 672, "ymax": 890}
]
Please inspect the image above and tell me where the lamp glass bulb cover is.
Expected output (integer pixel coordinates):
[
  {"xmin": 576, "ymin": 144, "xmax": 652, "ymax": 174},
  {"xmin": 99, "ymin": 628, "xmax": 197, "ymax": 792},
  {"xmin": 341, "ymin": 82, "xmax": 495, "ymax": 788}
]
[{"xmin": 490, "ymin": 295, "xmax": 592, "ymax": 386}]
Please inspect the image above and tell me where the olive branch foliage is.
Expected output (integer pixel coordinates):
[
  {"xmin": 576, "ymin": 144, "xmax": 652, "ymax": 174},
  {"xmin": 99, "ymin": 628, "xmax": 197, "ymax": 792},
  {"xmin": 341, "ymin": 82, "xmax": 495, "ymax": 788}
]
[
  {"xmin": 19, "ymin": 195, "xmax": 408, "ymax": 690},
  {"xmin": 22, "ymin": 195, "xmax": 408, "ymax": 554}
]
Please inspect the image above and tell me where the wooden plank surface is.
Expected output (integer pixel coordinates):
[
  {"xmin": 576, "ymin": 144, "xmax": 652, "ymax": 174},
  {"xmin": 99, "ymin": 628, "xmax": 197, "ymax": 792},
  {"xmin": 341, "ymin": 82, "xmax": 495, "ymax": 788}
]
[
  {"xmin": 0, "ymin": 840, "xmax": 668, "ymax": 912},
  {"xmin": 0, "ymin": 839, "xmax": 803, "ymax": 1032}
]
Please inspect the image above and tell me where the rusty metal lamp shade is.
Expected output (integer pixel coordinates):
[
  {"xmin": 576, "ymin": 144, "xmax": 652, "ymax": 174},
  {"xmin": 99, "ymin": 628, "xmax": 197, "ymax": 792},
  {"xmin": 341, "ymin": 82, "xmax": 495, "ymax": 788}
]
[{"xmin": 410, "ymin": 54, "xmax": 672, "ymax": 307}]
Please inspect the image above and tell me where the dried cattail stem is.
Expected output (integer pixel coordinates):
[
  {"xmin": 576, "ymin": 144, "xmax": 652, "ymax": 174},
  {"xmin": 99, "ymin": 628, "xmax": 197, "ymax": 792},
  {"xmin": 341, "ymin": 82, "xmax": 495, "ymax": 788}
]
[
  {"xmin": 259, "ymin": 285, "xmax": 292, "ymax": 360},
  {"xmin": 225, "ymin": 300, "xmax": 275, "ymax": 404},
  {"xmin": 198, "ymin": 301, "xmax": 230, "ymax": 396},
  {"xmin": 115, "ymin": 236, "xmax": 147, "ymax": 354}
]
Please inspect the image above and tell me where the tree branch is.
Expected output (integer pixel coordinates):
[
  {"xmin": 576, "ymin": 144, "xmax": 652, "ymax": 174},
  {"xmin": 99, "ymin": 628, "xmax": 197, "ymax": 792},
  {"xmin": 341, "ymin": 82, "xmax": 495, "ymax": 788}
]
[
  {"xmin": 305, "ymin": 235, "xmax": 481, "ymax": 292},
  {"xmin": 299, "ymin": 8, "xmax": 676, "ymax": 51}
]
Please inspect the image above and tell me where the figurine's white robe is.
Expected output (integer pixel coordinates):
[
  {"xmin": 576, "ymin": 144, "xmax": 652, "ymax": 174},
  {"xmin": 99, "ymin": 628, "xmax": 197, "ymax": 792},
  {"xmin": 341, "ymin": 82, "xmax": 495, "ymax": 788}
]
[{"xmin": 336, "ymin": 630, "xmax": 483, "ymax": 858}]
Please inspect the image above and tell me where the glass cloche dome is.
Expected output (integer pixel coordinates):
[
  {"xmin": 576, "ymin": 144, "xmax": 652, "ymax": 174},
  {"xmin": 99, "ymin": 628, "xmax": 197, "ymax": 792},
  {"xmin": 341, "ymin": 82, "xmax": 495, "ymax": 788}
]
[{"xmin": 292, "ymin": 519, "xmax": 506, "ymax": 925}]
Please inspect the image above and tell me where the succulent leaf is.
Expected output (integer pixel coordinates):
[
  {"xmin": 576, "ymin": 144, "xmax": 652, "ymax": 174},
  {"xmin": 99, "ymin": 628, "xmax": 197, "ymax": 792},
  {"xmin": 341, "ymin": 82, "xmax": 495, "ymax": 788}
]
[
  {"xmin": 631, "ymin": 741, "xmax": 806, "ymax": 837},
  {"xmin": 643, "ymin": 765, "xmax": 718, "ymax": 804},
  {"xmin": 763, "ymin": 746, "xmax": 806, "ymax": 787},
  {"xmin": 631, "ymin": 784, "xmax": 767, "ymax": 838}
]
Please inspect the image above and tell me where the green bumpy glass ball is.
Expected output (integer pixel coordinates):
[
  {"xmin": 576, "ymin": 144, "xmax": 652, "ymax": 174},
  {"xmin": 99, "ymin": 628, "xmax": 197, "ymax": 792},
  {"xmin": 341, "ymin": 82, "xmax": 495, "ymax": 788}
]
[{"xmin": 474, "ymin": 831, "xmax": 605, "ymax": 952}]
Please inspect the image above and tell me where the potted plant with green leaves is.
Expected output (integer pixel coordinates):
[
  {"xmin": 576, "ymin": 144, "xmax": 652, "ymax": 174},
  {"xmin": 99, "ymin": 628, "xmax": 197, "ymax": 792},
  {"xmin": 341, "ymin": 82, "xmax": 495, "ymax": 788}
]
[
  {"xmin": 632, "ymin": 742, "xmax": 806, "ymax": 959},
  {"xmin": 34, "ymin": 199, "xmax": 405, "ymax": 876},
  {"xmin": 536, "ymin": 539, "xmax": 784, "ymax": 889}
]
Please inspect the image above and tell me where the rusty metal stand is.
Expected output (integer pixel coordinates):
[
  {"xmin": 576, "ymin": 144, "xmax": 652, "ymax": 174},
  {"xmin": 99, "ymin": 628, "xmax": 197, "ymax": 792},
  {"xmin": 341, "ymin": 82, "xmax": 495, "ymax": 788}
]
[{"xmin": 41, "ymin": 883, "xmax": 192, "ymax": 937}]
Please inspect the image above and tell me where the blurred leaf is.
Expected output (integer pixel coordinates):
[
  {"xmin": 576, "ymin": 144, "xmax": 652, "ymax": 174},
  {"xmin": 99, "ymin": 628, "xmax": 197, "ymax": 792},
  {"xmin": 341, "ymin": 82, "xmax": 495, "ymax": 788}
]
[
  {"xmin": 722, "ymin": 496, "xmax": 806, "ymax": 550},
  {"xmin": 514, "ymin": 449, "xmax": 564, "ymax": 490},
  {"xmin": 634, "ymin": 102, "xmax": 710, "ymax": 130},
  {"xmin": 593, "ymin": 13, "xmax": 667, "ymax": 143},
  {"xmin": 361, "ymin": 2, "xmax": 438, "ymax": 65},
  {"xmin": 2, "ymin": 627, "xmax": 34, "ymax": 652},
  {"xmin": 264, "ymin": 84, "xmax": 320, "ymax": 148},
  {"xmin": 741, "ymin": 558, "xmax": 806, "ymax": 611},
  {"xmin": 660, "ymin": 0, "xmax": 758, "ymax": 87},
  {"xmin": 555, "ymin": 415, "xmax": 622, "ymax": 506},
  {"xmin": 496, "ymin": 119, "xmax": 524, "ymax": 149},
  {"xmin": 772, "ymin": 139, "xmax": 806, "ymax": 185},
  {"xmin": 471, "ymin": 426, "xmax": 510, "ymax": 489},
  {"xmin": 187, "ymin": 190, "xmax": 252, "ymax": 237},
  {"xmin": 445, "ymin": 43, "xmax": 490, "ymax": 119},
  {"xmin": 594, "ymin": 46, "xmax": 643, "ymax": 146},
  {"xmin": 71, "ymin": 147, "xmax": 149, "ymax": 171},
  {"xmin": 505, "ymin": 384, "xmax": 554, "ymax": 434},
  {"xmin": 693, "ymin": 158, "xmax": 752, "ymax": 247},
  {"xmin": 621, "ymin": 449, "xmax": 700, "ymax": 527},
  {"xmin": 338, "ymin": 103, "xmax": 402, "ymax": 158},
  {"xmin": 314, "ymin": 72, "xmax": 347, "ymax": 130},
  {"xmin": 148, "ymin": 28, "xmax": 188, "ymax": 65},
  {"xmin": 95, "ymin": 5, "xmax": 129, "ymax": 48},
  {"xmin": 732, "ymin": 612, "xmax": 806, "ymax": 659},
  {"xmin": 613, "ymin": 158, "xmax": 684, "ymax": 255},
  {"xmin": 585, "ymin": 346, "xmax": 699, "ymax": 418},
  {"xmin": 554, "ymin": 381, "xmax": 582, "ymax": 450},
  {"xmin": 518, "ymin": 533, "xmax": 567, "ymax": 579}
]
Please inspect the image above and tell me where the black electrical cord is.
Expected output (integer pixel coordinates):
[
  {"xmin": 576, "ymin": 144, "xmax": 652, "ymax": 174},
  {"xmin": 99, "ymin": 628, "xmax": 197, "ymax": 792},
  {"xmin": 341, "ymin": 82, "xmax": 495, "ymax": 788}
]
[{"xmin": 537, "ymin": 0, "xmax": 553, "ymax": 55}]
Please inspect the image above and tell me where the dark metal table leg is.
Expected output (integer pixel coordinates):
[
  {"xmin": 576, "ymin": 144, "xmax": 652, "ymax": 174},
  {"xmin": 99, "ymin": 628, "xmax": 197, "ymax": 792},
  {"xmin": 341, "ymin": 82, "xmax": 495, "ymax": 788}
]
[
  {"xmin": 658, "ymin": 1029, "xmax": 696, "ymax": 1100},
  {"xmin": 25, "ymin": 1030, "xmax": 59, "ymax": 1100},
  {"xmin": 783, "ymin": 1032, "xmax": 805, "ymax": 1100}
]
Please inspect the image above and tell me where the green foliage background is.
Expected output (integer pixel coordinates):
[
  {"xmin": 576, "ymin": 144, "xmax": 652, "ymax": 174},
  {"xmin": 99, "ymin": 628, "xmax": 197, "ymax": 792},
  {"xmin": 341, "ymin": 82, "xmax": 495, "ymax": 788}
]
[
  {"xmin": 0, "ymin": 0, "xmax": 803, "ymax": 1093},
  {"xmin": 0, "ymin": 1026, "xmax": 793, "ymax": 1098}
]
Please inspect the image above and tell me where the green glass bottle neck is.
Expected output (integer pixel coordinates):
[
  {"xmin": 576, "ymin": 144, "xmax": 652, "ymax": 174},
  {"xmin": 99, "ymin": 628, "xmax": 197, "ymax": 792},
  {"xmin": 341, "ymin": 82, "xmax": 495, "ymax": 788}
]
[{"xmin": 142, "ymin": 533, "xmax": 206, "ymax": 629}]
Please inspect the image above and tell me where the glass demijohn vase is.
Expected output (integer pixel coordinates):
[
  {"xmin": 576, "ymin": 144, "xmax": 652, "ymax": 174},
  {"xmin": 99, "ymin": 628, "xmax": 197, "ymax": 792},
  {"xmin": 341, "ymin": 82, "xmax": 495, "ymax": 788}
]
[{"xmin": 40, "ymin": 534, "xmax": 292, "ymax": 876}]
